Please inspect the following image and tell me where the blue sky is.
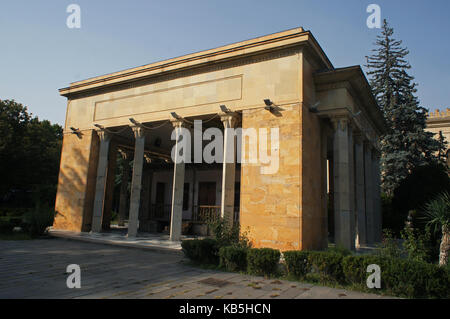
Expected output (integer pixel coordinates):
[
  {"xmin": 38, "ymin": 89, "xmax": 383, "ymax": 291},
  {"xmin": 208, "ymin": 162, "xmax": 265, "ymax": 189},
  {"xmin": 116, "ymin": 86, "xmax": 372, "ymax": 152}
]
[{"xmin": 1, "ymin": 0, "xmax": 449, "ymax": 125}]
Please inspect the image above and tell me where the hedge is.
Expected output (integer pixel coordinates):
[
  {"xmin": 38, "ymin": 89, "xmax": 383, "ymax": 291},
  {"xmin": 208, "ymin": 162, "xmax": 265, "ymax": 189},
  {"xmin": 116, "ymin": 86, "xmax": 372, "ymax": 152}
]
[
  {"xmin": 218, "ymin": 246, "xmax": 247, "ymax": 272},
  {"xmin": 247, "ymin": 248, "xmax": 280, "ymax": 277},
  {"xmin": 285, "ymin": 251, "xmax": 450, "ymax": 298},
  {"xmin": 181, "ymin": 238, "xmax": 219, "ymax": 265},
  {"xmin": 283, "ymin": 251, "xmax": 310, "ymax": 279}
]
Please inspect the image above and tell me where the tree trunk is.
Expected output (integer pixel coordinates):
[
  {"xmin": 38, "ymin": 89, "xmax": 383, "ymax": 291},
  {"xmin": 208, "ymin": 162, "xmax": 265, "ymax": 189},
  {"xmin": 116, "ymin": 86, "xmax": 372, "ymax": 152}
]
[{"xmin": 439, "ymin": 225, "xmax": 449, "ymax": 266}]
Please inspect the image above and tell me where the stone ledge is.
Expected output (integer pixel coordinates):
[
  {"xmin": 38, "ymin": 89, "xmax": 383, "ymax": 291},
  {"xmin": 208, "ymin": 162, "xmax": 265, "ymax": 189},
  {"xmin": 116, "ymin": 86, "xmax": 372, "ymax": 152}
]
[{"xmin": 48, "ymin": 228, "xmax": 184, "ymax": 256}]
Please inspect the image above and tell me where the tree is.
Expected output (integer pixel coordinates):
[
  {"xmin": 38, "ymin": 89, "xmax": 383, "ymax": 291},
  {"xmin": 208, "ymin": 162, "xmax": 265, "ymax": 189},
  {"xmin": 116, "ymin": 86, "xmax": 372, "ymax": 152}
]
[
  {"xmin": 366, "ymin": 20, "xmax": 442, "ymax": 195},
  {"xmin": 423, "ymin": 192, "xmax": 450, "ymax": 266},
  {"xmin": 0, "ymin": 99, "xmax": 62, "ymax": 206}
]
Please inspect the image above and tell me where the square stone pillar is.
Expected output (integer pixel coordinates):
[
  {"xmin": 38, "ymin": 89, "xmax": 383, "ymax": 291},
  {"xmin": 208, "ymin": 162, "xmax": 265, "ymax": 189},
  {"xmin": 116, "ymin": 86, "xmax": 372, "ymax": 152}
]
[
  {"xmin": 220, "ymin": 113, "xmax": 239, "ymax": 226},
  {"xmin": 364, "ymin": 143, "xmax": 375, "ymax": 245},
  {"xmin": 332, "ymin": 117, "xmax": 356, "ymax": 250},
  {"xmin": 372, "ymin": 151, "xmax": 382, "ymax": 243},
  {"xmin": 102, "ymin": 142, "xmax": 118, "ymax": 230},
  {"xmin": 91, "ymin": 130, "xmax": 111, "ymax": 233},
  {"xmin": 139, "ymin": 166, "xmax": 152, "ymax": 231},
  {"xmin": 118, "ymin": 149, "xmax": 131, "ymax": 227},
  {"xmin": 127, "ymin": 125, "xmax": 146, "ymax": 238},
  {"xmin": 170, "ymin": 120, "xmax": 186, "ymax": 241},
  {"xmin": 354, "ymin": 135, "xmax": 367, "ymax": 247}
]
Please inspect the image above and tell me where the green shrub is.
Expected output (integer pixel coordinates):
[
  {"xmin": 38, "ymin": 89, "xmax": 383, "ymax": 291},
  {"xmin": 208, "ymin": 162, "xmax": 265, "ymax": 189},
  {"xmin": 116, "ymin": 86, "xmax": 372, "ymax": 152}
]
[
  {"xmin": 381, "ymin": 257, "xmax": 450, "ymax": 298},
  {"xmin": 401, "ymin": 225, "xmax": 432, "ymax": 262},
  {"xmin": 247, "ymin": 248, "xmax": 280, "ymax": 277},
  {"xmin": 284, "ymin": 251, "xmax": 310, "ymax": 279},
  {"xmin": 308, "ymin": 251, "xmax": 345, "ymax": 283},
  {"xmin": 327, "ymin": 245, "xmax": 352, "ymax": 256},
  {"xmin": 342, "ymin": 255, "xmax": 384, "ymax": 285},
  {"xmin": 219, "ymin": 246, "xmax": 247, "ymax": 272},
  {"xmin": 342, "ymin": 255, "xmax": 450, "ymax": 298},
  {"xmin": 22, "ymin": 204, "xmax": 55, "ymax": 237},
  {"xmin": 209, "ymin": 218, "xmax": 251, "ymax": 249},
  {"xmin": 181, "ymin": 238, "xmax": 219, "ymax": 265},
  {"xmin": 378, "ymin": 229, "xmax": 403, "ymax": 259},
  {"xmin": 0, "ymin": 218, "xmax": 15, "ymax": 234}
]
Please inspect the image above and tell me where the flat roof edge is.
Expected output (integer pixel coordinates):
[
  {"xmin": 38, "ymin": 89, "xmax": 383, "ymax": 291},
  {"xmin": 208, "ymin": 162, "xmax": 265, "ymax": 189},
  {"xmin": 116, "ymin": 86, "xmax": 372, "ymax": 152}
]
[{"xmin": 60, "ymin": 27, "xmax": 333, "ymax": 97}]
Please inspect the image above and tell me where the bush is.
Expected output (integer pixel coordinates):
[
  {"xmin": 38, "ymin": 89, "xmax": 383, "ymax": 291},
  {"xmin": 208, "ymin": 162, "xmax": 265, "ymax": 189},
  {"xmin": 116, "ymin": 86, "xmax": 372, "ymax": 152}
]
[
  {"xmin": 342, "ymin": 255, "xmax": 384, "ymax": 285},
  {"xmin": 308, "ymin": 251, "xmax": 345, "ymax": 283},
  {"xmin": 22, "ymin": 203, "xmax": 55, "ymax": 237},
  {"xmin": 181, "ymin": 238, "xmax": 219, "ymax": 265},
  {"xmin": 247, "ymin": 248, "xmax": 280, "ymax": 277},
  {"xmin": 401, "ymin": 225, "xmax": 432, "ymax": 262},
  {"xmin": 342, "ymin": 254, "xmax": 450, "ymax": 298},
  {"xmin": 378, "ymin": 229, "xmax": 403, "ymax": 259},
  {"xmin": 327, "ymin": 245, "xmax": 352, "ymax": 256},
  {"xmin": 209, "ymin": 218, "xmax": 251, "ymax": 249},
  {"xmin": 284, "ymin": 251, "xmax": 310, "ymax": 279},
  {"xmin": 219, "ymin": 246, "xmax": 247, "ymax": 272},
  {"xmin": 0, "ymin": 218, "xmax": 15, "ymax": 234}
]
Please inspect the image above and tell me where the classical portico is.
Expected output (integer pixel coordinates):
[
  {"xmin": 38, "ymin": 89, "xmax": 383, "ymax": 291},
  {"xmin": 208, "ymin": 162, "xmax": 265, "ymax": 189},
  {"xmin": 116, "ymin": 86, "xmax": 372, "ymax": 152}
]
[{"xmin": 53, "ymin": 27, "xmax": 385, "ymax": 250}]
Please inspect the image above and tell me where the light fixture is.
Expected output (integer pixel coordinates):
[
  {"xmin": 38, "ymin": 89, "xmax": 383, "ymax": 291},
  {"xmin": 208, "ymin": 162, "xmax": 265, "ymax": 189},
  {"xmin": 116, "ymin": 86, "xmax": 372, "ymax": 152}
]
[
  {"xmin": 171, "ymin": 112, "xmax": 183, "ymax": 121},
  {"xmin": 129, "ymin": 118, "xmax": 140, "ymax": 126},
  {"xmin": 308, "ymin": 102, "xmax": 320, "ymax": 114},
  {"xmin": 70, "ymin": 127, "xmax": 82, "ymax": 138},
  {"xmin": 220, "ymin": 105, "xmax": 232, "ymax": 113},
  {"xmin": 264, "ymin": 99, "xmax": 274, "ymax": 112}
]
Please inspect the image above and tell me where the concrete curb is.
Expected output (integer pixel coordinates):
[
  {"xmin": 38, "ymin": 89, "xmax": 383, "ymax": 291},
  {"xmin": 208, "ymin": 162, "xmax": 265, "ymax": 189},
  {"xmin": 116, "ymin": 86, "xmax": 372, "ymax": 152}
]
[{"xmin": 48, "ymin": 230, "xmax": 184, "ymax": 256}]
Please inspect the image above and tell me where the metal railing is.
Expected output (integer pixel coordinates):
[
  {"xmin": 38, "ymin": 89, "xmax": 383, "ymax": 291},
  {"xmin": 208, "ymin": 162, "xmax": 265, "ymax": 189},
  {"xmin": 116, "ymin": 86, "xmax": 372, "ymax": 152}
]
[
  {"xmin": 146, "ymin": 204, "xmax": 240, "ymax": 224},
  {"xmin": 192, "ymin": 205, "xmax": 221, "ymax": 223}
]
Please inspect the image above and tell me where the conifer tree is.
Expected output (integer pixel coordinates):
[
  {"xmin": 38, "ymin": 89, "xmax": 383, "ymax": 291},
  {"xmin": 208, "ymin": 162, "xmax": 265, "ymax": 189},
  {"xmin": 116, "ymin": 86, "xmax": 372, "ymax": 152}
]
[{"xmin": 366, "ymin": 20, "xmax": 442, "ymax": 195}]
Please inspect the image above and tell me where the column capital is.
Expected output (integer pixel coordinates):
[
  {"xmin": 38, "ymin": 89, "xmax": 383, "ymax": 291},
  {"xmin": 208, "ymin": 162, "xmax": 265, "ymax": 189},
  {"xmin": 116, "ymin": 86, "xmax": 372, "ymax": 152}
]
[
  {"xmin": 220, "ymin": 112, "xmax": 239, "ymax": 129},
  {"xmin": 96, "ymin": 129, "xmax": 111, "ymax": 142},
  {"xmin": 130, "ymin": 125, "xmax": 145, "ymax": 139},
  {"xmin": 118, "ymin": 148, "xmax": 132, "ymax": 160},
  {"xmin": 330, "ymin": 116, "xmax": 350, "ymax": 132},
  {"xmin": 170, "ymin": 119, "xmax": 185, "ymax": 129}
]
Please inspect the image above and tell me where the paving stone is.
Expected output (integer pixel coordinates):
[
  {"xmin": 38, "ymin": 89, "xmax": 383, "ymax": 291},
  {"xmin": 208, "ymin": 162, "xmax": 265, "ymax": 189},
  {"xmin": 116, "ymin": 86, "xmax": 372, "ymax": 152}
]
[{"xmin": 0, "ymin": 239, "xmax": 392, "ymax": 299}]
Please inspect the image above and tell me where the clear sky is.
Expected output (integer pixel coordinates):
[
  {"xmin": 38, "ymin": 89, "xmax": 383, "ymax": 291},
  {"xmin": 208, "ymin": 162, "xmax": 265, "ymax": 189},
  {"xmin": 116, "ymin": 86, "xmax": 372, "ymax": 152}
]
[{"xmin": 1, "ymin": 0, "xmax": 449, "ymax": 125}]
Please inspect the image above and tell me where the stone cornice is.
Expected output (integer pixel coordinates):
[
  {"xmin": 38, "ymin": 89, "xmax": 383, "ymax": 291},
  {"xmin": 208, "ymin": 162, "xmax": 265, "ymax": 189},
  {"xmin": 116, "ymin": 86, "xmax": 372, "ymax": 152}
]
[
  {"xmin": 313, "ymin": 66, "xmax": 387, "ymax": 135},
  {"xmin": 59, "ymin": 28, "xmax": 333, "ymax": 98}
]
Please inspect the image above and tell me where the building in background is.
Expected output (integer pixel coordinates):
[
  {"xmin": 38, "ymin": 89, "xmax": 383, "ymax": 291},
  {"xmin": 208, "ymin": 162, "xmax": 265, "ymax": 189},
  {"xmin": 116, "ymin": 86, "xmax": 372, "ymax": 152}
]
[{"xmin": 426, "ymin": 108, "xmax": 450, "ymax": 167}]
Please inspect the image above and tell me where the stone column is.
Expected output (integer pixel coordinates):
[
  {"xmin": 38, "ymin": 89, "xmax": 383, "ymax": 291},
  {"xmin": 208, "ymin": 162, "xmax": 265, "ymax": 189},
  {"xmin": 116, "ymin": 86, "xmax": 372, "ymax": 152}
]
[
  {"xmin": 354, "ymin": 135, "xmax": 367, "ymax": 247},
  {"xmin": 118, "ymin": 149, "xmax": 131, "ymax": 227},
  {"xmin": 220, "ymin": 113, "xmax": 239, "ymax": 226},
  {"xmin": 91, "ymin": 130, "xmax": 111, "ymax": 233},
  {"xmin": 139, "ymin": 167, "xmax": 152, "ymax": 231},
  {"xmin": 372, "ymin": 151, "xmax": 382, "ymax": 243},
  {"xmin": 102, "ymin": 142, "xmax": 118, "ymax": 230},
  {"xmin": 127, "ymin": 125, "xmax": 146, "ymax": 238},
  {"xmin": 170, "ymin": 120, "xmax": 186, "ymax": 241},
  {"xmin": 364, "ymin": 143, "xmax": 375, "ymax": 245},
  {"xmin": 332, "ymin": 117, "xmax": 356, "ymax": 250}
]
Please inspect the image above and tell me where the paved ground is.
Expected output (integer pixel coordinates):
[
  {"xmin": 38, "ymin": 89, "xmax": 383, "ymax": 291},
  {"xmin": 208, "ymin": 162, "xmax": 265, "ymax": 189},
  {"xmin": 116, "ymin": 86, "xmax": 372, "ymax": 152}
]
[{"xmin": 0, "ymin": 238, "xmax": 389, "ymax": 299}]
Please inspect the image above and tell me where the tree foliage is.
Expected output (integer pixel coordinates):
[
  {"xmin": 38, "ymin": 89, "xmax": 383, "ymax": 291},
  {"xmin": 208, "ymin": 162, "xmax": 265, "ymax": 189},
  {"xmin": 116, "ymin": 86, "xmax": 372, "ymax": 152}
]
[
  {"xmin": 366, "ymin": 20, "xmax": 443, "ymax": 194},
  {"xmin": 0, "ymin": 99, "xmax": 62, "ymax": 206}
]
